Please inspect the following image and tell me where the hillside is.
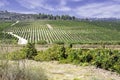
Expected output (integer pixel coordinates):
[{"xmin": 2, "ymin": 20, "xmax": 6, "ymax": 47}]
[{"xmin": 3, "ymin": 20, "xmax": 120, "ymax": 44}]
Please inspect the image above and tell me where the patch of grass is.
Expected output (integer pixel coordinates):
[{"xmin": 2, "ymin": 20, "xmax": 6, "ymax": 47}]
[
  {"xmin": 0, "ymin": 60, "xmax": 48, "ymax": 80},
  {"xmin": 73, "ymin": 78, "xmax": 82, "ymax": 80}
]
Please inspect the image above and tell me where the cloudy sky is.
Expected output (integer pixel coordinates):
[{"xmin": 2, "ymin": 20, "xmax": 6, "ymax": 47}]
[{"xmin": 0, "ymin": 0, "xmax": 120, "ymax": 18}]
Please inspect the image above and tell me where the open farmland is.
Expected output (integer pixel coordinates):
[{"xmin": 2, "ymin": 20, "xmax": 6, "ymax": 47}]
[{"xmin": 4, "ymin": 20, "xmax": 120, "ymax": 44}]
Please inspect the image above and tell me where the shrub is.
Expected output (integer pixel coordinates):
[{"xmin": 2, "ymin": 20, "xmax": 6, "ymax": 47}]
[
  {"xmin": 53, "ymin": 41, "xmax": 64, "ymax": 45},
  {"xmin": 113, "ymin": 62, "xmax": 120, "ymax": 73},
  {"xmin": 8, "ymin": 50, "xmax": 26, "ymax": 60},
  {"xmin": 67, "ymin": 43, "xmax": 73, "ymax": 48},
  {"xmin": 57, "ymin": 45, "xmax": 66, "ymax": 60},
  {"xmin": 34, "ymin": 51, "xmax": 49, "ymax": 61},
  {"xmin": 66, "ymin": 49, "xmax": 79, "ymax": 63},
  {"xmin": 23, "ymin": 43, "xmax": 37, "ymax": 59},
  {"xmin": 86, "ymin": 51, "xmax": 93, "ymax": 62},
  {"xmin": 37, "ymin": 40, "xmax": 47, "ymax": 45},
  {"xmin": 8, "ymin": 43, "xmax": 38, "ymax": 60},
  {"xmin": 34, "ymin": 44, "xmax": 120, "ymax": 74},
  {"xmin": 34, "ymin": 45, "xmax": 66, "ymax": 61}
]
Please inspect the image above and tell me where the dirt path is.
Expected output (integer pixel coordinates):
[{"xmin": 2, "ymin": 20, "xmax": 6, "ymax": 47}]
[
  {"xmin": 6, "ymin": 21, "xmax": 28, "ymax": 45},
  {"xmin": 46, "ymin": 24, "xmax": 53, "ymax": 30},
  {"xmin": 11, "ymin": 21, "xmax": 19, "ymax": 26},
  {"xmin": 17, "ymin": 60, "xmax": 120, "ymax": 80},
  {"xmin": 8, "ymin": 32, "xmax": 28, "ymax": 45},
  {"xmin": 73, "ymin": 44, "xmax": 120, "ymax": 50}
]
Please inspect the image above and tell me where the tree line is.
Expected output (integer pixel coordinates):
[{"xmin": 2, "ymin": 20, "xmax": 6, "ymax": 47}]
[{"xmin": 35, "ymin": 13, "xmax": 76, "ymax": 20}]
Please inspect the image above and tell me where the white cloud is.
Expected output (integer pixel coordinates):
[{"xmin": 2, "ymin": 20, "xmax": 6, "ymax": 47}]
[
  {"xmin": 13, "ymin": 0, "xmax": 120, "ymax": 18},
  {"xmin": 112, "ymin": 0, "xmax": 120, "ymax": 2},
  {"xmin": 75, "ymin": 2, "xmax": 120, "ymax": 18},
  {"xmin": 0, "ymin": 2, "xmax": 4, "ymax": 7},
  {"xmin": 0, "ymin": 0, "xmax": 9, "ymax": 7},
  {"xmin": 16, "ymin": 0, "xmax": 71, "ymax": 12},
  {"xmin": 10, "ymin": 10, "xmax": 37, "ymax": 14},
  {"xmin": 57, "ymin": 0, "xmax": 71, "ymax": 11},
  {"xmin": 73, "ymin": 0, "xmax": 83, "ymax": 2},
  {"xmin": 57, "ymin": 6, "xmax": 71, "ymax": 11},
  {"xmin": 62, "ymin": 0, "xmax": 83, "ymax": 2},
  {"xmin": 60, "ymin": 0, "xmax": 67, "ymax": 6},
  {"xmin": 16, "ymin": 0, "xmax": 44, "ymax": 9}
]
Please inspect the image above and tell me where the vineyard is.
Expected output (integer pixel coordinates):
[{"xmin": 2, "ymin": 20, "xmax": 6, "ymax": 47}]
[
  {"xmin": 0, "ymin": 22, "xmax": 18, "ymax": 44},
  {"xmin": 3, "ymin": 20, "xmax": 120, "ymax": 44}
]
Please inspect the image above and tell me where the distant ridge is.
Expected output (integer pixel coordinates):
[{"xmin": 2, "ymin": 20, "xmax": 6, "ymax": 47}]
[
  {"xmin": 0, "ymin": 10, "xmax": 120, "ymax": 21},
  {"xmin": 0, "ymin": 10, "xmax": 76, "ymax": 21}
]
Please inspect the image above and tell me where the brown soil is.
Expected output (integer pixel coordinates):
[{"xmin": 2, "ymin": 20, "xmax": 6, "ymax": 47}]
[{"xmin": 21, "ymin": 60, "xmax": 120, "ymax": 80}]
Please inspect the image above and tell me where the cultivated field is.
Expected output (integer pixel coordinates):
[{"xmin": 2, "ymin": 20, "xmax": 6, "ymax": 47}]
[
  {"xmin": 3, "ymin": 20, "xmax": 120, "ymax": 44},
  {"xmin": 0, "ymin": 22, "xmax": 18, "ymax": 44}
]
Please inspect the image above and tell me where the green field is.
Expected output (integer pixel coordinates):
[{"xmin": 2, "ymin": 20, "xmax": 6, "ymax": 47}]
[
  {"xmin": 3, "ymin": 20, "xmax": 120, "ymax": 44},
  {"xmin": 0, "ymin": 22, "xmax": 18, "ymax": 44}
]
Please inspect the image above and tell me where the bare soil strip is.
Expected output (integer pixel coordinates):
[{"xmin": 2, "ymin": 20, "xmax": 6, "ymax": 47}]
[
  {"xmin": 7, "ymin": 21, "xmax": 28, "ymax": 45},
  {"xmin": 14, "ymin": 60, "xmax": 120, "ymax": 80},
  {"xmin": 8, "ymin": 32, "xmax": 28, "ymax": 45},
  {"xmin": 46, "ymin": 24, "xmax": 53, "ymax": 30},
  {"xmin": 73, "ymin": 44, "xmax": 120, "ymax": 50},
  {"xmin": 11, "ymin": 21, "xmax": 19, "ymax": 26},
  {"xmin": 1, "ymin": 44, "xmax": 120, "ymax": 53}
]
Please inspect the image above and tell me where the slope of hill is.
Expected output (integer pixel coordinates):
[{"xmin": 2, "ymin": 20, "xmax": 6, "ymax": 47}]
[{"xmin": 4, "ymin": 20, "xmax": 120, "ymax": 44}]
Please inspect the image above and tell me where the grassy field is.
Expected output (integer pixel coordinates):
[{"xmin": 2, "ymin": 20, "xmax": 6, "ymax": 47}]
[
  {"xmin": 1, "ymin": 60, "xmax": 120, "ymax": 80},
  {"xmin": 3, "ymin": 20, "xmax": 120, "ymax": 44}
]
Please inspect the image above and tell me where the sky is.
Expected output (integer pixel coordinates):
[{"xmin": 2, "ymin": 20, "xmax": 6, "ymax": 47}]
[{"xmin": 0, "ymin": 0, "xmax": 120, "ymax": 18}]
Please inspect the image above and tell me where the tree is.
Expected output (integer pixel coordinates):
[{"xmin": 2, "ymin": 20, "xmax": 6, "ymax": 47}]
[
  {"xmin": 24, "ymin": 43, "xmax": 37, "ymax": 59},
  {"xmin": 36, "ymin": 13, "xmax": 76, "ymax": 20}
]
